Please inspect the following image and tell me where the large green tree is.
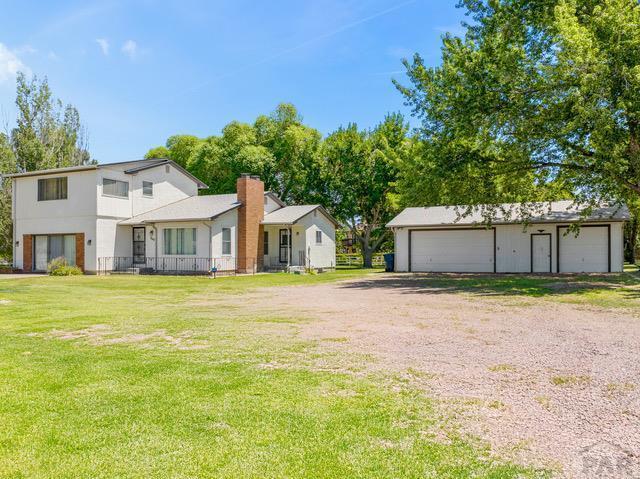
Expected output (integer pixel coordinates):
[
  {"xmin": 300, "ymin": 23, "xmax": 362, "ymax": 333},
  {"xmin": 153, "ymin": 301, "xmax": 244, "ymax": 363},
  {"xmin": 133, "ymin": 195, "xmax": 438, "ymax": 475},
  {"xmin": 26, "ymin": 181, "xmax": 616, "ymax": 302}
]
[
  {"xmin": 0, "ymin": 73, "xmax": 91, "ymax": 260},
  {"xmin": 145, "ymin": 104, "xmax": 322, "ymax": 203},
  {"xmin": 321, "ymin": 114, "xmax": 407, "ymax": 268},
  {"xmin": 396, "ymin": 0, "xmax": 640, "ymax": 222}
]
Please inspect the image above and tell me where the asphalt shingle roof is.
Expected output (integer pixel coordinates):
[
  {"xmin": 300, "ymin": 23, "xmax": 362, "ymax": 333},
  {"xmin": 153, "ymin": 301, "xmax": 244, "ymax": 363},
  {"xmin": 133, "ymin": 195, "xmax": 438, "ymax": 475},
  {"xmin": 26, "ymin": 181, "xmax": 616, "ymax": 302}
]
[
  {"xmin": 119, "ymin": 194, "xmax": 239, "ymax": 225},
  {"xmin": 262, "ymin": 205, "xmax": 320, "ymax": 225},
  {"xmin": 386, "ymin": 201, "xmax": 629, "ymax": 228}
]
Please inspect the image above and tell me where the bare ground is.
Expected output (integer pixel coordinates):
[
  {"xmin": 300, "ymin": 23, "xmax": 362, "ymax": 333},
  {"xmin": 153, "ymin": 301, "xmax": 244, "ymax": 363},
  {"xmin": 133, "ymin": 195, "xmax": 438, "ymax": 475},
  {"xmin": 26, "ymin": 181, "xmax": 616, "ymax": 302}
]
[{"xmin": 242, "ymin": 274, "xmax": 640, "ymax": 478}]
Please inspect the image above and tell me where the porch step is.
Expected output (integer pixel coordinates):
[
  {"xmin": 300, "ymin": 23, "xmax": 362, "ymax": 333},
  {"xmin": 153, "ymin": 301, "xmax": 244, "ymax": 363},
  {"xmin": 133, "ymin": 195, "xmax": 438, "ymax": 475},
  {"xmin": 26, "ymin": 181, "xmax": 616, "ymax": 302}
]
[{"xmin": 111, "ymin": 267, "xmax": 141, "ymax": 275}]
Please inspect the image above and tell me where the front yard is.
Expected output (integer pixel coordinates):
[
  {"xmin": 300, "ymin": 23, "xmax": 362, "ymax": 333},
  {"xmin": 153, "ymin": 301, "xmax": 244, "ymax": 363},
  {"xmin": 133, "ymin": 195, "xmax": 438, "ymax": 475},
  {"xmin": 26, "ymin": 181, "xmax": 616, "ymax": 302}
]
[{"xmin": 1, "ymin": 270, "xmax": 639, "ymax": 477}]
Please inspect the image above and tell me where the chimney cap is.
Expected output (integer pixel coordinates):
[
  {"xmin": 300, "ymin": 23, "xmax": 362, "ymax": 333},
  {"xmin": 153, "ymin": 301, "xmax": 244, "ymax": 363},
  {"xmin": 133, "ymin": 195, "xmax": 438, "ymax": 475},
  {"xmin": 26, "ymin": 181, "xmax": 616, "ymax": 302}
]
[
  {"xmin": 240, "ymin": 173, "xmax": 251, "ymax": 178},
  {"xmin": 250, "ymin": 175, "xmax": 260, "ymax": 180}
]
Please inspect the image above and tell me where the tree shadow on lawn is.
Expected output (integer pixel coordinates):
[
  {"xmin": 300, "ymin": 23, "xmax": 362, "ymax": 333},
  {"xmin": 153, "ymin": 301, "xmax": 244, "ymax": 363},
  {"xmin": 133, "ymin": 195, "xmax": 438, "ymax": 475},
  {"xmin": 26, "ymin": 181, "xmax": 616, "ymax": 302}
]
[{"xmin": 338, "ymin": 271, "xmax": 640, "ymax": 298}]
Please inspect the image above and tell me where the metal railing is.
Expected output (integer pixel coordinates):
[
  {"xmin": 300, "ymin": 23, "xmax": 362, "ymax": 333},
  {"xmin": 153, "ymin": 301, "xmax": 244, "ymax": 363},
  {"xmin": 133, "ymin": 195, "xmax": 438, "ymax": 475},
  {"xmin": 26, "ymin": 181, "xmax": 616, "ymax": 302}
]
[{"xmin": 97, "ymin": 257, "xmax": 247, "ymax": 276}]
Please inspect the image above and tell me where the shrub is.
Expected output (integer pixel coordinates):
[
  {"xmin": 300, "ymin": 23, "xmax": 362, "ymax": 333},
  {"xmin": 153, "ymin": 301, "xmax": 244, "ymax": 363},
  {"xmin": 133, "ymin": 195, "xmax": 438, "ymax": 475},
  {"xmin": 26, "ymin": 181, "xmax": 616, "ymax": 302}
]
[{"xmin": 48, "ymin": 257, "xmax": 83, "ymax": 276}]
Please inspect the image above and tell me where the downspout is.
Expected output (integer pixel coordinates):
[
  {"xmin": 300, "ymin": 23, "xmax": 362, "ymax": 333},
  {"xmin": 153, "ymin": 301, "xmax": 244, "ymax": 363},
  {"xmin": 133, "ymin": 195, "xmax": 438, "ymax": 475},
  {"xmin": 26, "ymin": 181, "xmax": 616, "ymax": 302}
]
[
  {"xmin": 288, "ymin": 226, "xmax": 292, "ymax": 269},
  {"xmin": 151, "ymin": 224, "xmax": 158, "ymax": 269},
  {"xmin": 202, "ymin": 222, "xmax": 212, "ymax": 269}
]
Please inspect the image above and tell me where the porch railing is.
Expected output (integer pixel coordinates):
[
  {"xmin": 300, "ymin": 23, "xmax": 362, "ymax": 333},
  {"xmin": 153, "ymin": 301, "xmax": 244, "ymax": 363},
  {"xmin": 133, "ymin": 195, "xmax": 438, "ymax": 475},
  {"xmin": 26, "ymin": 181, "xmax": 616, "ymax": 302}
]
[{"xmin": 97, "ymin": 257, "xmax": 248, "ymax": 276}]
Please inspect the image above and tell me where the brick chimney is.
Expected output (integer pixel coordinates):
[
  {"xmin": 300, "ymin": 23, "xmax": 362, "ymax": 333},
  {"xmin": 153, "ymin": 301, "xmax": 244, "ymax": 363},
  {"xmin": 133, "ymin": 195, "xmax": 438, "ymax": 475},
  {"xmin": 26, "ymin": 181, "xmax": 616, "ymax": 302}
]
[{"xmin": 236, "ymin": 174, "xmax": 264, "ymax": 273}]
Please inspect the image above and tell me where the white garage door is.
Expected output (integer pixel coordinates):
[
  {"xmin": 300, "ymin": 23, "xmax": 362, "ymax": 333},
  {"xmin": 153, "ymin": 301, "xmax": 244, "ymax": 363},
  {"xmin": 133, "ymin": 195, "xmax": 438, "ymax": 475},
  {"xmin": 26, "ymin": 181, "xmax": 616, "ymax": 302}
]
[
  {"xmin": 410, "ymin": 229, "xmax": 494, "ymax": 272},
  {"xmin": 558, "ymin": 226, "xmax": 609, "ymax": 273}
]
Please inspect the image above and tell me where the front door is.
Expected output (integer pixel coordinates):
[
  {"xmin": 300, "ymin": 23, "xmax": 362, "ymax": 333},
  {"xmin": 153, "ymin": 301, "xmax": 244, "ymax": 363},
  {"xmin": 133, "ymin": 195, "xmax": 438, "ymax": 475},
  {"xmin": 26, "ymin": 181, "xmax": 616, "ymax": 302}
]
[
  {"xmin": 133, "ymin": 227, "xmax": 146, "ymax": 264},
  {"xmin": 279, "ymin": 229, "xmax": 290, "ymax": 263},
  {"xmin": 531, "ymin": 234, "xmax": 551, "ymax": 273}
]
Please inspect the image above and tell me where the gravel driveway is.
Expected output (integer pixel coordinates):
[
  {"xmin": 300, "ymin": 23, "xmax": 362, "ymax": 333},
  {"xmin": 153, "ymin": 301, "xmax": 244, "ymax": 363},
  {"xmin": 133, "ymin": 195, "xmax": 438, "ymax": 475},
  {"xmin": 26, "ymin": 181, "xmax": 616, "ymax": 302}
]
[{"xmin": 248, "ymin": 273, "xmax": 640, "ymax": 478}]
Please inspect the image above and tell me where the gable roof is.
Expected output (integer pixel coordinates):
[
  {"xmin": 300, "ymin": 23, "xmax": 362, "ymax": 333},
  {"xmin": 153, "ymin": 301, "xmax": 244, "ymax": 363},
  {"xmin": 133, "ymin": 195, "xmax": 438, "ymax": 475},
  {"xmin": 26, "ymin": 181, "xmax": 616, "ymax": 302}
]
[
  {"xmin": 264, "ymin": 191, "xmax": 286, "ymax": 207},
  {"xmin": 3, "ymin": 158, "xmax": 208, "ymax": 189},
  {"xmin": 262, "ymin": 205, "xmax": 340, "ymax": 227},
  {"xmin": 387, "ymin": 200, "xmax": 630, "ymax": 228},
  {"xmin": 119, "ymin": 158, "xmax": 208, "ymax": 189},
  {"xmin": 120, "ymin": 194, "xmax": 239, "ymax": 225}
]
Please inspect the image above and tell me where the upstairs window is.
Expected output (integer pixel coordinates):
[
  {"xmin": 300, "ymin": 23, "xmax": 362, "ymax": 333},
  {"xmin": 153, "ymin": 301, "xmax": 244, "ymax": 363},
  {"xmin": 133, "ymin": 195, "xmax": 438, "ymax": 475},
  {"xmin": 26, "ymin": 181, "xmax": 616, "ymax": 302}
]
[
  {"xmin": 103, "ymin": 178, "xmax": 129, "ymax": 198},
  {"xmin": 142, "ymin": 181, "xmax": 153, "ymax": 197},
  {"xmin": 316, "ymin": 230, "xmax": 322, "ymax": 244},
  {"xmin": 37, "ymin": 177, "xmax": 67, "ymax": 201},
  {"xmin": 222, "ymin": 228, "xmax": 232, "ymax": 255}
]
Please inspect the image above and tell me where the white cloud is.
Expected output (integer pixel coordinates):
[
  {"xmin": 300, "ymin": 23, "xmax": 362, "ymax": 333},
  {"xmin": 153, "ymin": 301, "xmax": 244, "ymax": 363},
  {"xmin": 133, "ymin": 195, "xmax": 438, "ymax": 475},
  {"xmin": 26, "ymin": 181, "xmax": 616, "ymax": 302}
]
[
  {"xmin": 15, "ymin": 45, "xmax": 37, "ymax": 55},
  {"xmin": 48, "ymin": 51, "xmax": 59, "ymax": 61},
  {"xmin": 121, "ymin": 40, "xmax": 137, "ymax": 59},
  {"xmin": 96, "ymin": 38, "xmax": 110, "ymax": 55},
  {"xmin": 0, "ymin": 43, "xmax": 31, "ymax": 83}
]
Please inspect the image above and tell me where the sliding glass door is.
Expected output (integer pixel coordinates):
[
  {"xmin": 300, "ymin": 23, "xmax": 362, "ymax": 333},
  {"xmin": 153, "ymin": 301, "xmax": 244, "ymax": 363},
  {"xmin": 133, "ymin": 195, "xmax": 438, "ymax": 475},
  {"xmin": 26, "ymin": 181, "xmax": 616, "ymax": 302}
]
[{"xmin": 33, "ymin": 235, "xmax": 76, "ymax": 271}]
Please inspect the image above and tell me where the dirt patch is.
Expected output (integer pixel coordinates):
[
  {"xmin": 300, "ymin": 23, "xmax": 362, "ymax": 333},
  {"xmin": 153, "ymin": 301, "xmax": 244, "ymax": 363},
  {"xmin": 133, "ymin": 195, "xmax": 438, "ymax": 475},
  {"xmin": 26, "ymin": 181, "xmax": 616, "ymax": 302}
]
[
  {"xmin": 43, "ymin": 324, "xmax": 208, "ymax": 350},
  {"xmin": 243, "ymin": 274, "xmax": 640, "ymax": 478}
]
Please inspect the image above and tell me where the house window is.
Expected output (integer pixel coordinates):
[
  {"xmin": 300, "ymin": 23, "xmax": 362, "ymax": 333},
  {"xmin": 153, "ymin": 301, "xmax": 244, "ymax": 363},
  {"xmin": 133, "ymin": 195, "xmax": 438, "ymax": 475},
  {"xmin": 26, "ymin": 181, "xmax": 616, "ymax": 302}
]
[
  {"xmin": 163, "ymin": 228, "xmax": 196, "ymax": 255},
  {"xmin": 264, "ymin": 231, "xmax": 269, "ymax": 255},
  {"xmin": 316, "ymin": 230, "xmax": 322, "ymax": 244},
  {"xmin": 37, "ymin": 177, "xmax": 67, "ymax": 201},
  {"xmin": 142, "ymin": 181, "xmax": 153, "ymax": 197},
  {"xmin": 102, "ymin": 178, "xmax": 129, "ymax": 198},
  {"xmin": 222, "ymin": 228, "xmax": 232, "ymax": 255},
  {"xmin": 34, "ymin": 234, "xmax": 76, "ymax": 270}
]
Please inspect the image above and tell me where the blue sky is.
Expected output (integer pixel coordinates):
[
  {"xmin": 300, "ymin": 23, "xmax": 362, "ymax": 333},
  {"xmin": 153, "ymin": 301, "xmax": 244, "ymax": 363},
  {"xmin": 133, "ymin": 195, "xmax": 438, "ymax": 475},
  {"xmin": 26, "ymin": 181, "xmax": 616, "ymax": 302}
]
[{"xmin": 0, "ymin": 0, "xmax": 466, "ymax": 163}]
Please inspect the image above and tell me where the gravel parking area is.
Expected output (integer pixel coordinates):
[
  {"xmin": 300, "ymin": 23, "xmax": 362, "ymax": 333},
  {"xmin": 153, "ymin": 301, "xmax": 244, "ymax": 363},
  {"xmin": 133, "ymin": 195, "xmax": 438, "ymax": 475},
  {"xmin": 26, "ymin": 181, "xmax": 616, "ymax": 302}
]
[{"xmin": 249, "ymin": 273, "xmax": 640, "ymax": 478}]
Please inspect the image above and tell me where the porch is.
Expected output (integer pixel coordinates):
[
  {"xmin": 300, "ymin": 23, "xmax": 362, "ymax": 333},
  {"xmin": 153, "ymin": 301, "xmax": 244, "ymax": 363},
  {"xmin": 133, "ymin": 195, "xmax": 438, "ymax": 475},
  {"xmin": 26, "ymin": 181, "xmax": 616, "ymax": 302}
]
[
  {"xmin": 262, "ymin": 224, "xmax": 309, "ymax": 272},
  {"xmin": 97, "ymin": 256, "xmax": 247, "ymax": 276}
]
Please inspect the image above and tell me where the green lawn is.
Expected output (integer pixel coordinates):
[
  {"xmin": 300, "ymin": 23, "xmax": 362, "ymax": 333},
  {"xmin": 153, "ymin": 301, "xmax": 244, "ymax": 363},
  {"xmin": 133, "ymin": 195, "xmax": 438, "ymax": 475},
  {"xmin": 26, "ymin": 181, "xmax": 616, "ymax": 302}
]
[
  {"xmin": 387, "ymin": 270, "xmax": 640, "ymax": 310},
  {"xmin": 0, "ymin": 271, "xmax": 545, "ymax": 478}
]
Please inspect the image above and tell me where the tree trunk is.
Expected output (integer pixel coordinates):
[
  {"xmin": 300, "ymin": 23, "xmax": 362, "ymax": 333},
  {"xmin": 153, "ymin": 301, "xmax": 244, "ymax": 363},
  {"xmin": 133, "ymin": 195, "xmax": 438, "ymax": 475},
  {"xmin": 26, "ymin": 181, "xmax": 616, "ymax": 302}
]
[
  {"xmin": 625, "ymin": 212, "xmax": 639, "ymax": 264},
  {"xmin": 362, "ymin": 244, "xmax": 374, "ymax": 268}
]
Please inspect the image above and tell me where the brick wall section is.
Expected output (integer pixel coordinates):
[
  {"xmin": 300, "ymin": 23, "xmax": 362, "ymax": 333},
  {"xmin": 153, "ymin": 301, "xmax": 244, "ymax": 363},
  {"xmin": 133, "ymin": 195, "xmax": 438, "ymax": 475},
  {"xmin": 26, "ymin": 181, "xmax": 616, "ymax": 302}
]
[
  {"xmin": 22, "ymin": 235, "xmax": 33, "ymax": 272},
  {"xmin": 75, "ymin": 233, "xmax": 85, "ymax": 272},
  {"xmin": 237, "ymin": 174, "xmax": 264, "ymax": 273}
]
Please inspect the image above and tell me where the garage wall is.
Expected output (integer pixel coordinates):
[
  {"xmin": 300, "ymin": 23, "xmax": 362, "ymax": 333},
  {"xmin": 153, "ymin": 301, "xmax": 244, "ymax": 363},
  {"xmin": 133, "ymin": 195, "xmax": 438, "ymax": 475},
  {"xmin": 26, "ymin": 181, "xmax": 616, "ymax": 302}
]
[
  {"xmin": 394, "ymin": 228, "xmax": 410, "ymax": 272},
  {"xmin": 496, "ymin": 224, "xmax": 555, "ymax": 273},
  {"xmin": 393, "ymin": 222, "xmax": 624, "ymax": 273}
]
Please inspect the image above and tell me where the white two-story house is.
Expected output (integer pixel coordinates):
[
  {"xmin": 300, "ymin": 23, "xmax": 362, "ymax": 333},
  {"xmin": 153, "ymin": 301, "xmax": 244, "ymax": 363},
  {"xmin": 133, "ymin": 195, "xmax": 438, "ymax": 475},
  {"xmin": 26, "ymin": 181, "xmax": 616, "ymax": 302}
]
[{"xmin": 8, "ymin": 159, "xmax": 337, "ymax": 274}]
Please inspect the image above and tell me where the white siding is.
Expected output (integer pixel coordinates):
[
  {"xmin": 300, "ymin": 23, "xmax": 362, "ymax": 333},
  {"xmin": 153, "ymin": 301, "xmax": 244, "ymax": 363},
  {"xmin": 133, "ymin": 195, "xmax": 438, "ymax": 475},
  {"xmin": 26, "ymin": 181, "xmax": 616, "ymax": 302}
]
[
  {"xmin": 299, "ymin": 209, "xmax": 336, "ymax": 269},
  {"xmin": 393, "ymin": 222, "xmax": 624, "ymax": 273},
  {"xmin": 129, "ymin": 165, "xmax": 199, "ymax": 216},
  {"xmin": 394, "ymin": 228, "xmax": 410, "ymax": 272},
  {"xmin": 13, "ymin": 170, "xmax": 98, "ymax": 271},
  {"xmin": 211, "ymin": 209, "xmax": 237, "ymax": 258},
  {"xmin": 96, "ymin": 168, "xmax": 133, "ymax": 219},
  {"xmin": 264, "ymin": 195, "xmax": 282, "ymax": 214}
]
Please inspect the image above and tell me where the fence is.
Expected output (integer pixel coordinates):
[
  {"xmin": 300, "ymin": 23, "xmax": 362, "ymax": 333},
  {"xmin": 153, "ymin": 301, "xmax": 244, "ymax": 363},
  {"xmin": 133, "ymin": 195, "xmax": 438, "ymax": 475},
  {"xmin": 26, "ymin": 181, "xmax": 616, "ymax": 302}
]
[
  {"xmin": 97, "ymin": 257, "xmax": 248, "ymax": 276},
  {"xmin": 336, "ymin": 253, "xmax": 386, "ymax": 267}
]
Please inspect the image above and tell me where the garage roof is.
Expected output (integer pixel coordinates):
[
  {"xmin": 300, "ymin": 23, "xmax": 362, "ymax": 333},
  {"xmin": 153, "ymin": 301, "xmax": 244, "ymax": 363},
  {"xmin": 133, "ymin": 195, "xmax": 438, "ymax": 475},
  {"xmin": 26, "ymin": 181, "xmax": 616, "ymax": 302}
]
[{"xmin": 387, "ymin": 200, "xmax": 630, "ymax": 228}]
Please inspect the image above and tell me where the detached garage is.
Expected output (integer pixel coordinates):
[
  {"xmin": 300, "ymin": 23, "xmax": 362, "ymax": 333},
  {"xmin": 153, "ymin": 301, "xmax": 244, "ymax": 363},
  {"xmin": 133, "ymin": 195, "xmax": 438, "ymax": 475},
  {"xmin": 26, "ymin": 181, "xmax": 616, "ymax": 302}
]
[{"xmin": 387, "ymin": 201, "xmax": 629, "ymax": 273}]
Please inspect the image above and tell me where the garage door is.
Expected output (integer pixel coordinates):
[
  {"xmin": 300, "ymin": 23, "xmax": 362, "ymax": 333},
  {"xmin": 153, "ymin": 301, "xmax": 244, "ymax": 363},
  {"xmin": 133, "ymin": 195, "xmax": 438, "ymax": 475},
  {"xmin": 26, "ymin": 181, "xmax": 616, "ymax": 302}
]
[
  {"xmin": 558, "ymin": 226, "xmax": 609, "ymax": 273},
  {"xmin": 410, "ymin": 229, "xmax": 495, "ymax": 272}
]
